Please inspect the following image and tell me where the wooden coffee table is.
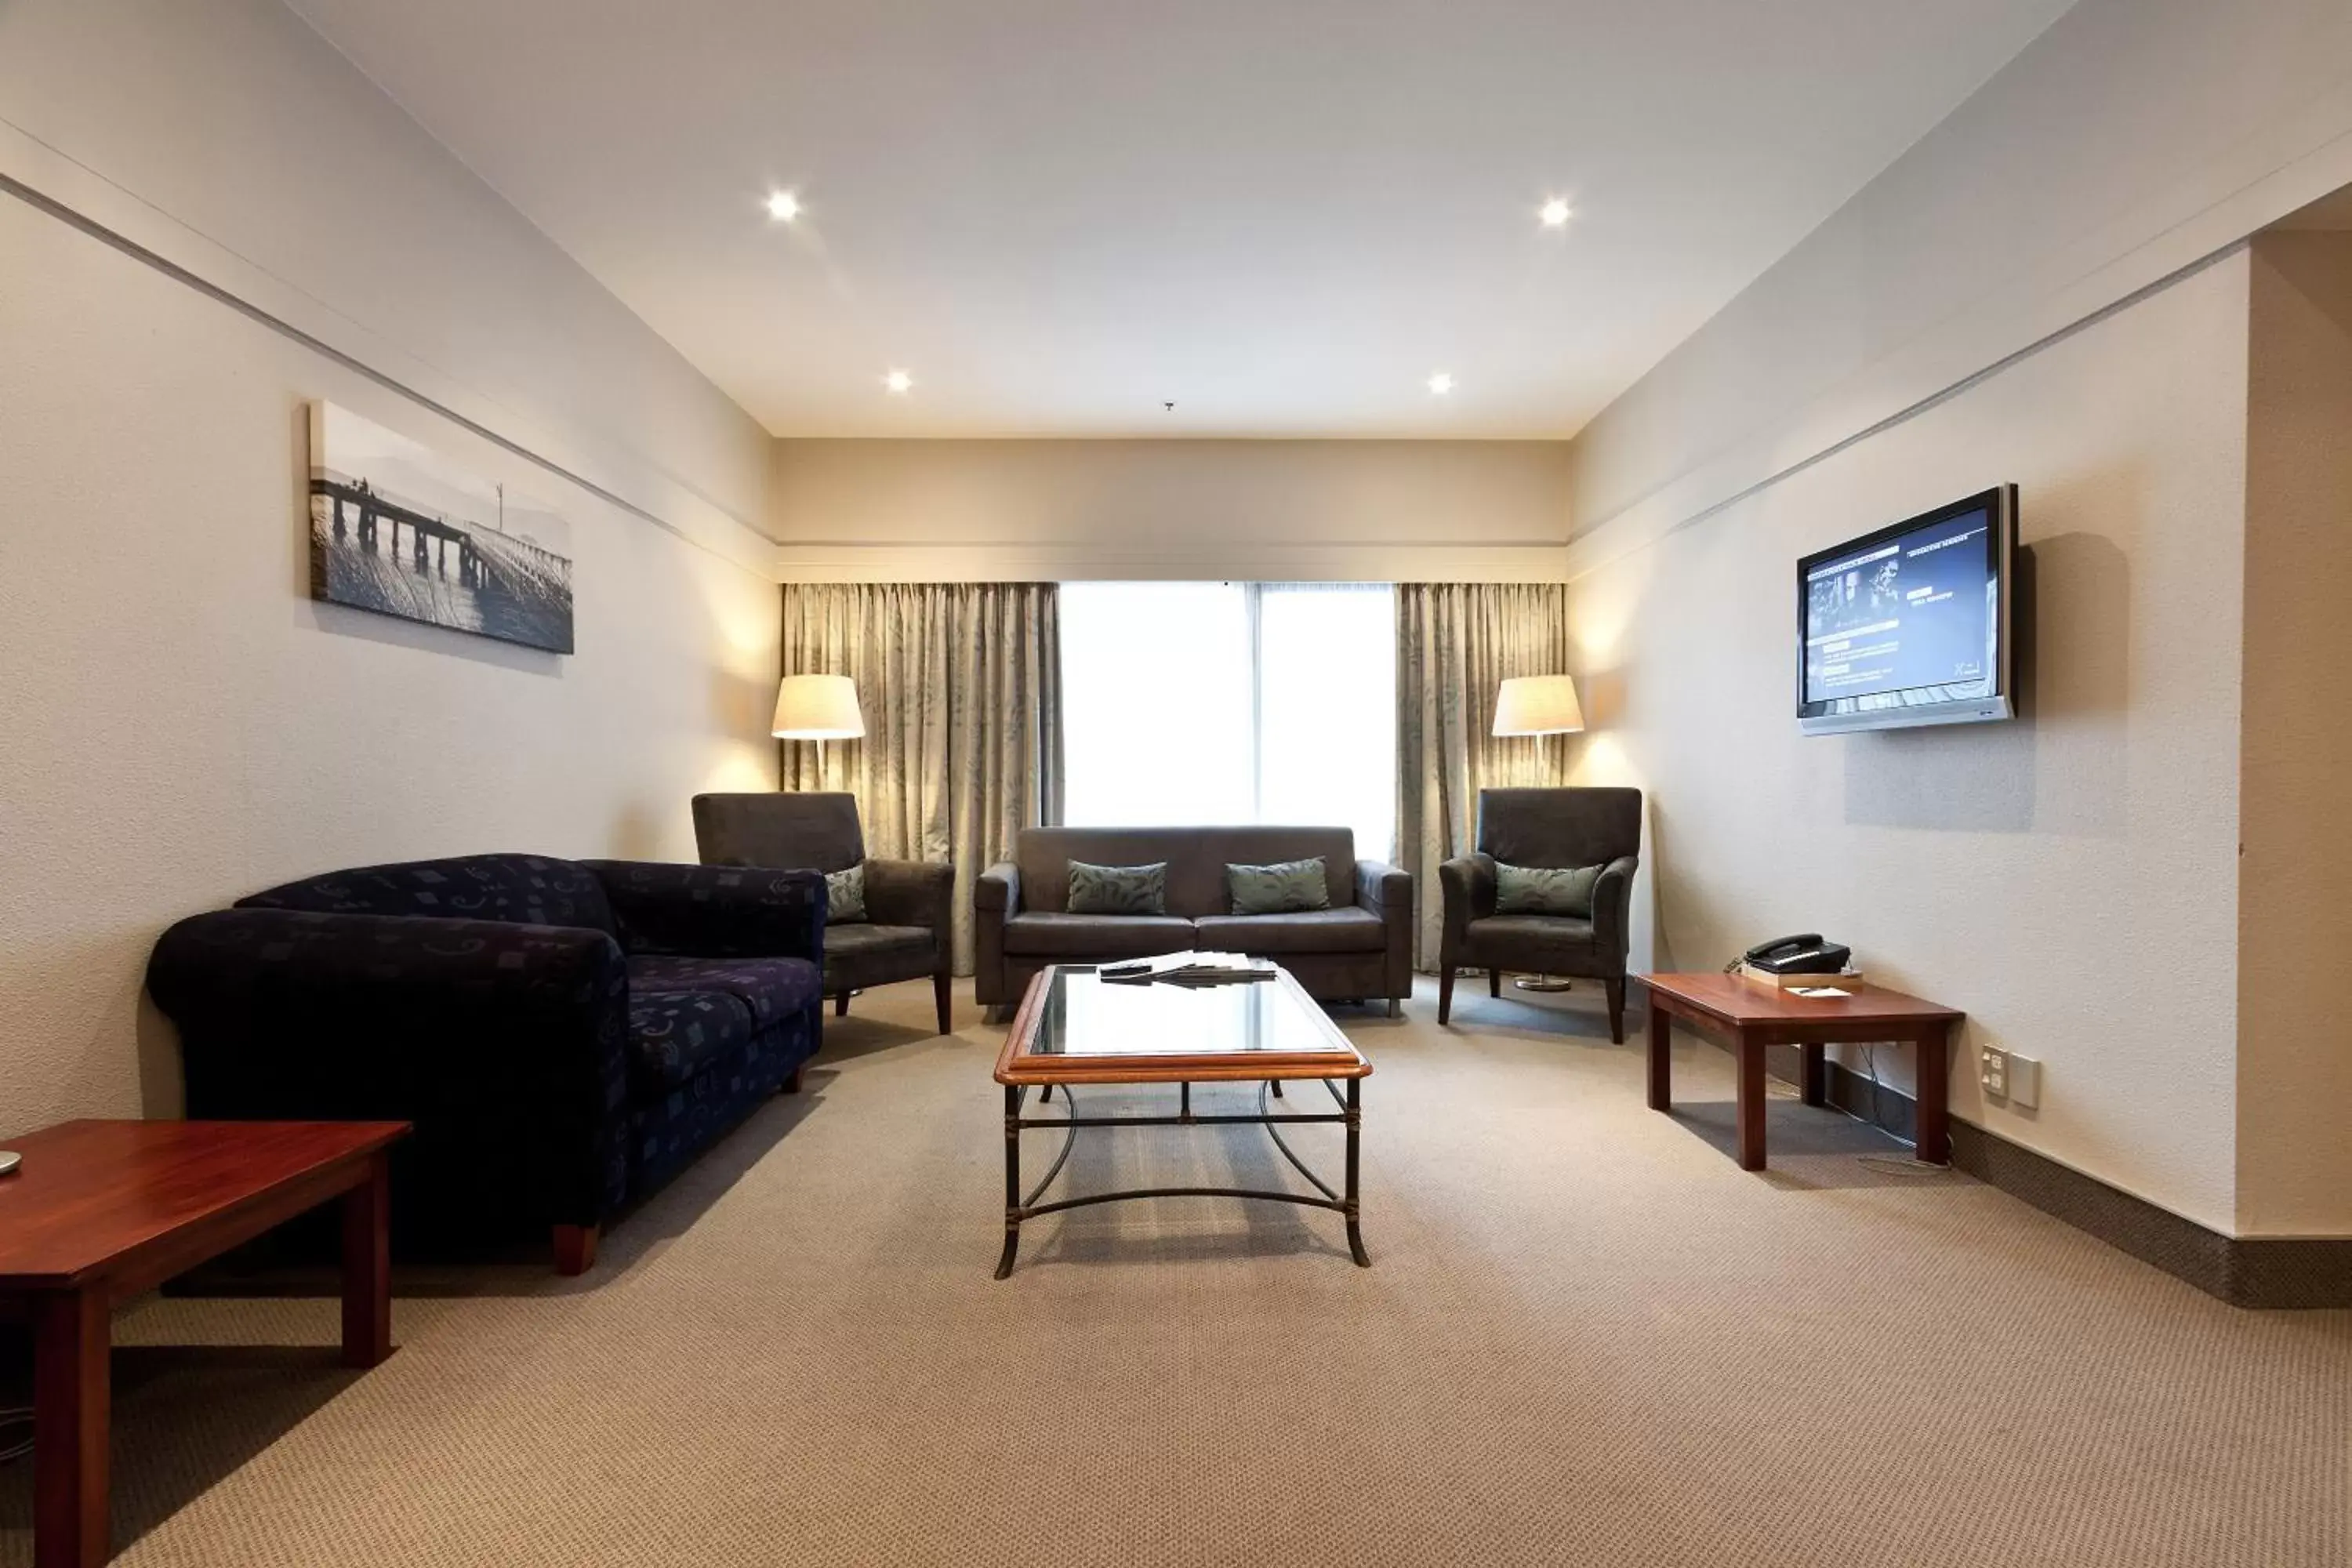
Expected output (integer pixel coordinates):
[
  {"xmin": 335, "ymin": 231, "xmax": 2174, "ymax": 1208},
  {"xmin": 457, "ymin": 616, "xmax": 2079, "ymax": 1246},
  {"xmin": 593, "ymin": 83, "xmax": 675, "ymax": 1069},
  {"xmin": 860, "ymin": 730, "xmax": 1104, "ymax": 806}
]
[
  {"xmin": 1635, "ymin": 972, "xmax": 1963, "ymax": 1171},
  {"xmin": 992, "ymin": 963, "xmax": 1371, "ymax": 1278},
  {"xmin": 0, "ymin": 1119, "xmax": 409, "ymax": 1568}
]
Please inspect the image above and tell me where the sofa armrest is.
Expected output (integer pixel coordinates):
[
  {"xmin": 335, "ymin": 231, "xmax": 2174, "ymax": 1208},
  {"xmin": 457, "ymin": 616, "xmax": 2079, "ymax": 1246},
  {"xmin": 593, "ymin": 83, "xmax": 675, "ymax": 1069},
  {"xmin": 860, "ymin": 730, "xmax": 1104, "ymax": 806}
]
[
  {"xmin": 583, "ymin": 860, "xmax": 826, "ymax": 962},
  {"xmin": 1356, "ymin": 858, "xmax": 1414, "ymax": 1001},
  {"xmin": 1590, "ymin": 854, "xmax": 1639, "ymax": 962},
  {"xmin": 1437, "ymin": 854, "xmax": 1496, "ymax": 960},
  {"xmin": 975, "ymin": 861, "xmax": 1021, "ymax": 915},
  {"xmin": 864, "ymin": 857, "xmax": 953, "ymax": 928},
  {"xmin": 864, "ymin": 858, "xmax": 953, "ymax": 971},
  {"xmin": 1354, "ymin": 858, "xmax": 1411, "ymax": 912},
  {"xmin": 973, "ymin": 862, "xmax": 1021, "ymax": 1006},
  {"xmin": 146, "ymin": 909, "xmax": 632, "ymax": 1229}
]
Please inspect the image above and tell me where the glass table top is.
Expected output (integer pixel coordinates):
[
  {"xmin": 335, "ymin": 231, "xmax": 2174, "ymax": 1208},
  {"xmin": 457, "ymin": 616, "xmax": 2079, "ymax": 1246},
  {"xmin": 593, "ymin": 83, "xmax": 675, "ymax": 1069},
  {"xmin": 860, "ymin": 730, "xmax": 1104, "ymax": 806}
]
[{"xmin": 1016, "ymin": 963, "xmax": 1358, "ymax": 1062}]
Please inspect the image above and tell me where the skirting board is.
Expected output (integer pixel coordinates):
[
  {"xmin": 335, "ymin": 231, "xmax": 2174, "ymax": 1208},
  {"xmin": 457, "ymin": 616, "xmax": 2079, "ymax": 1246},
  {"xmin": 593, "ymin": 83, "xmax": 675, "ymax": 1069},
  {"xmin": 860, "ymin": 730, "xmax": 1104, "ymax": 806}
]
[{"xmin": 1762, "ymin": 1048, "xmax": 2352, "ymax": 1309}]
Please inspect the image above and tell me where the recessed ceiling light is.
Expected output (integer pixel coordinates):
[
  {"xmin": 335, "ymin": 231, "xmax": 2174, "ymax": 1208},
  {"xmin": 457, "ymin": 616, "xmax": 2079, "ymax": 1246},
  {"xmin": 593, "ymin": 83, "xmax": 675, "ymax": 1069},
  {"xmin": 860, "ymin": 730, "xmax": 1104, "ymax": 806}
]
[
  {"xmin": 1540, "ymin": 198, "xmax": 1571, "ymax": 228},
  {"xmin": 1428, "ymin": 372, "xmax": 1454, "ymax": 396},
  {"xmin": 766, "ymin": 190, "xmax": 800, "ymax": 223},
  {"xmin": 884, "ymin": 369, "xmax": 913, "ymax": 394}
]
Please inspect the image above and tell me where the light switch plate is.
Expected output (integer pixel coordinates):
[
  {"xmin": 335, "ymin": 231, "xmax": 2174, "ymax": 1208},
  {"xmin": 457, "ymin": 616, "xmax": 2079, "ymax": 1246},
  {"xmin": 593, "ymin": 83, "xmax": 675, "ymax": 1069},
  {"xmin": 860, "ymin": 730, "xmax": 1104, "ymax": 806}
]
[{"xmin": 2008, "ymin": 1054, "xmax": 2042, "ymax": 1109}]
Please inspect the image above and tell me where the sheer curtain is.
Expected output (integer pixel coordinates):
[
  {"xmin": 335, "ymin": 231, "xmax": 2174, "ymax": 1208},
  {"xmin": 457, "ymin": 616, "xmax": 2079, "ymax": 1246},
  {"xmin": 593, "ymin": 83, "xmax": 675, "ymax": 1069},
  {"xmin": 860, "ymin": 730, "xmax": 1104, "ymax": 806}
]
[
  {"xmin": 779, "ymin": 582, "xmax": 1061, "ymax": 974},
  {"xmin": 1061, "ymin": 582, "xmax": 1397, "ymax": 859}
]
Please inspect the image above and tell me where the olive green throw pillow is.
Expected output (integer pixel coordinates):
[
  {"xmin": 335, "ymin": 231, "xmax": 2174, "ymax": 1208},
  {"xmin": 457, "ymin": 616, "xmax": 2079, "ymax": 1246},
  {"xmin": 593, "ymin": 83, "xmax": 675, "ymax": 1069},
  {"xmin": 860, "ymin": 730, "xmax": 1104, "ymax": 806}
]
[
  {"xmin": 1226, "ymin": 857, "xmax": 1331, "ymax": 916},
  {"xmin": 823, "ymin": 864, "xmax": 867, "ymax": 924},
  {"xmin": 1067, "ymin": 860, "xmax": 1168, "ymax": 916},
  {"xmin": 1494, "ymin": 861, "xmax": 1604, "ymax": 919}
]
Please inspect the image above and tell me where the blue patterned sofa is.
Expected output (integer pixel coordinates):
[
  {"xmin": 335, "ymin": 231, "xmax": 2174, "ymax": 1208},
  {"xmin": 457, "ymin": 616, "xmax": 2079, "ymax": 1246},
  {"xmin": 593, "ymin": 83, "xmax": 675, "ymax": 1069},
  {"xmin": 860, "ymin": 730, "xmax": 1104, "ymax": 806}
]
[{"xmin": 146, "ymin": 854, "xmax": 825, "ymax": 1274}]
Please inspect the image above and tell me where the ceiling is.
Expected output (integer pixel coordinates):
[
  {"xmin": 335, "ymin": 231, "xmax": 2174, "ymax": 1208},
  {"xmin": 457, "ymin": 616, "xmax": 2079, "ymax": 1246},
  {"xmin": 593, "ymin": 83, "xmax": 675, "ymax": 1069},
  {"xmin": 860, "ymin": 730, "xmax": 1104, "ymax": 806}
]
[{"xmin": 288, "ymin": 0, "xmax": 2074, "ymax": 439}]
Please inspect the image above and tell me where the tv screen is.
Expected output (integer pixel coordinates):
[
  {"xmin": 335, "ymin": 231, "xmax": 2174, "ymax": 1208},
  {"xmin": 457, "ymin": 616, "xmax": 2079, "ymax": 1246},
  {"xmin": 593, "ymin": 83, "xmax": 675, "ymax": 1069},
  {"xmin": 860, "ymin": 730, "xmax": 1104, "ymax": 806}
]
[{"xmin": 1798, "ymin": 485, "xmax": 2016, "ymax": 735}]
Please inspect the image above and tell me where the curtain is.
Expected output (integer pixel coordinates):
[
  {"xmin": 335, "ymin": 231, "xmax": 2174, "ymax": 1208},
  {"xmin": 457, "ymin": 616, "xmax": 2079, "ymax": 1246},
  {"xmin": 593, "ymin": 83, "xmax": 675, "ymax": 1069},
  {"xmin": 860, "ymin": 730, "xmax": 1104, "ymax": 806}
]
[
  {"xmin": 1394, "ymin": 583, "xmax": 1573, "ymax": 970},
  {"xmin": 779, "ymin": 583, "xmax": 1062, "ymax": 975}
]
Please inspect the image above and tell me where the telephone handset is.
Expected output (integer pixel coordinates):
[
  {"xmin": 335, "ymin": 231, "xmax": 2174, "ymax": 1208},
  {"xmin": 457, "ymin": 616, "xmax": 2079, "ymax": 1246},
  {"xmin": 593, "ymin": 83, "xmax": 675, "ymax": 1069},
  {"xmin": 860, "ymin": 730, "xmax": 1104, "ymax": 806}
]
[{"xmin": 1740, "ymin": 933, "xmax": 1853, "ymax": 976}]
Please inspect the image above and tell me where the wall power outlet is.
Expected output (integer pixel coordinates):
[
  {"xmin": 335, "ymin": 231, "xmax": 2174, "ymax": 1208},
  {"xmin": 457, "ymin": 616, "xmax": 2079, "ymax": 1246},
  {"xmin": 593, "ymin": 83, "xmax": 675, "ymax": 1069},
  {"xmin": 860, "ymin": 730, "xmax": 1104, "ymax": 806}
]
[{"xmin": 1980, "ymin": 1044, "xmax": 2009, "ymax": 1099}]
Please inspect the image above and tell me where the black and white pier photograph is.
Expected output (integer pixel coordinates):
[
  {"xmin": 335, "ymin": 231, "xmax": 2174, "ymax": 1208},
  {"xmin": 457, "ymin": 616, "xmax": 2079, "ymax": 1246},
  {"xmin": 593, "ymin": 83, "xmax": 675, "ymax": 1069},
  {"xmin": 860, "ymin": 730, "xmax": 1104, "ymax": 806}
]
[{"xmin": 308, "ymin": 402, "xmax": 575, "ymax": 653}]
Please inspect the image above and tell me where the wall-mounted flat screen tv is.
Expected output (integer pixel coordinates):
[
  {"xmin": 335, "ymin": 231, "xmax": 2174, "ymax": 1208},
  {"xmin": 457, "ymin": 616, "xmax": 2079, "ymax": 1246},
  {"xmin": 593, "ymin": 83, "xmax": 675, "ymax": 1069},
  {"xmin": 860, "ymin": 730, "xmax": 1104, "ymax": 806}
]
[{"xmin": 1798, "ymin": 485, "xmax": 2017, "ymax": 736}]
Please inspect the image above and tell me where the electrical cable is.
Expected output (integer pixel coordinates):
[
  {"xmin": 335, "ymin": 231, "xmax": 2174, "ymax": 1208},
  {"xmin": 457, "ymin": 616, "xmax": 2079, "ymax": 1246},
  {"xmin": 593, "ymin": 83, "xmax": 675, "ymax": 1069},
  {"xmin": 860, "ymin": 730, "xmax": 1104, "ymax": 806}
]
[{"xmin": 0, "ymin": 1405, "xmax": 30, "ymax": 1465}]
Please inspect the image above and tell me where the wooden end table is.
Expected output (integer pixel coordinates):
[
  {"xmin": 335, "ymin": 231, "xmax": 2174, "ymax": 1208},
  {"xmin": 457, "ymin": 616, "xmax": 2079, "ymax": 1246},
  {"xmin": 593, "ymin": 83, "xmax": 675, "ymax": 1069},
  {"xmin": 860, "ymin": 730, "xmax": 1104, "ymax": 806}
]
[
  {"xmin": 1635, "ymin": 973, "xmax": 1962, "ymax": 1171},
  {"xmin": 0, "ymin": 1119, "xmax": 409, "ymax": 1568}
]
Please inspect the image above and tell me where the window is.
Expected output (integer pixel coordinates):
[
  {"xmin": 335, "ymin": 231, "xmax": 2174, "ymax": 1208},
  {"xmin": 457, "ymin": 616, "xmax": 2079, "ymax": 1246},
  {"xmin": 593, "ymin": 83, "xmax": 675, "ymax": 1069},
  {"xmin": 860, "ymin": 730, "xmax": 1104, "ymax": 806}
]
[{"xmin": 1060, "ymin": 582, "xmax": 1397, "ymax": 860}]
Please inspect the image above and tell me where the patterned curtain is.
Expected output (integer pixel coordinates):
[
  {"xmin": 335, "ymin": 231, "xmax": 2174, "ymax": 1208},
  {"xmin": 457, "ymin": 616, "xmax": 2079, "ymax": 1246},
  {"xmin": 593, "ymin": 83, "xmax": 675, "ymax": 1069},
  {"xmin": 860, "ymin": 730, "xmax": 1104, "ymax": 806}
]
[
  {"xmin": 1394, "ymin": 583, "xmax": 1573, "ymax": 970},
  {"xmin": 779, "ymin": 583, "xmax": 1063, "ymax": 974}
]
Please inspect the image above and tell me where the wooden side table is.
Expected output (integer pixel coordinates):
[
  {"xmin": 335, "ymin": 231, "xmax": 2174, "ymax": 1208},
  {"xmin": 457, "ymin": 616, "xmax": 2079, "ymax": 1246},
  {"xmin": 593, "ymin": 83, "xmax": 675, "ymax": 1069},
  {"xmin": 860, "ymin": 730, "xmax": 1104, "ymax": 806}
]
[
  {"xmin": 0, "ymin": 1119, "xmax": 409, "ymax": 1568},
  {"xmin": 1635, "ymin": 973, "xmax": 1962, "ymax": 1171}
]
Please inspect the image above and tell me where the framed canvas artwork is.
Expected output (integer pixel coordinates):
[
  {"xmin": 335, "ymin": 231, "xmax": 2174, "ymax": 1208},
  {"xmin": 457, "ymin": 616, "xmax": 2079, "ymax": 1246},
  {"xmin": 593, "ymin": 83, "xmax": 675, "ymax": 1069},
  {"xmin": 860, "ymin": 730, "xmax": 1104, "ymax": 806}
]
[{"xmin": 308, "ymin": 402, "xmax": 575, "ymax": 653}]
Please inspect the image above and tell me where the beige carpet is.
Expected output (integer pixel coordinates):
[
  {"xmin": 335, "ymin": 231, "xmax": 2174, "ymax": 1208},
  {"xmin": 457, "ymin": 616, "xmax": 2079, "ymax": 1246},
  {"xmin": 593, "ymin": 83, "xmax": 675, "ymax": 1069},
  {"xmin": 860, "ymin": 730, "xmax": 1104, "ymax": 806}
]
[{"xmin": 3, "ymin": 977, "xmax": 2346, "ymax": 1566}]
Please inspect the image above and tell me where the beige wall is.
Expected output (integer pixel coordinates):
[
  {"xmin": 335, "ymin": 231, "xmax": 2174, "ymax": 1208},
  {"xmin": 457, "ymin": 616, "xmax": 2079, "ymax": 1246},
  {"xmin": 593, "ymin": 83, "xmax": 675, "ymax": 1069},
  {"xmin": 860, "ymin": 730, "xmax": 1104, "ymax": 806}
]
[
  {"xmin": 2237, "ymin": 232, "xmax": 2352, "ymax": 1236},
  {"xmin": 0, "ymin": 3, "xmax": 780, "ymax": 1134},
  {"xmin": 1566, "ymin": 256, "xmax": 2252, "ymax": 1230},
  {"xmin": 0, "ymin": 0, "xmax": 777, "ymax": 565},
  {"xmin": 1564, "ymin": 0, "xmax": 2352, "ymax": 1240},
  {"xmin": 771, "ymin": 438, "xmax": 1571, "ymax": 581},
  {"xmin": 1568, "ymin": 0, "xmax": 2352, "ymax": 566}
]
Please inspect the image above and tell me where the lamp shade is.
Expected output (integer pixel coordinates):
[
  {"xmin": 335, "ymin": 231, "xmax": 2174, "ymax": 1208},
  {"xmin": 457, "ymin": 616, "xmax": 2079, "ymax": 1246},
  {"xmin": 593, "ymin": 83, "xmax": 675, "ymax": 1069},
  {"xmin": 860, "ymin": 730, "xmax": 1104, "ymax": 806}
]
[
  {"xmin": 1492, "ymin": 674, "xmax": 1584, "ymax": 737},
  {"xmin": 771, "ymin": 673, "xmax": 865, "ymax": 740}
]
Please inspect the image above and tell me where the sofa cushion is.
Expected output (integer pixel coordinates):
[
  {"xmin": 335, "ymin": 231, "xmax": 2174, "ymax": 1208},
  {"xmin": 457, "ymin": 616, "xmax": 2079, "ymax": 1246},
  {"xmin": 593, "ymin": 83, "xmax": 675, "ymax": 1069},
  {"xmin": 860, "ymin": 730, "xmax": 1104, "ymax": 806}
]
[
  {"xmin": 1495, "ymin": 861, "xmax": 1603, "ymax": 918},
  {"xmin": 1196, "ymin": 906, "xmax": 1385, "ymax": 955},
  {"xmin": 1465, "ymin": 913, "xmax": 1599, "ymax": 971},
  {"xmin": 628, "ymin": 953, "xmax": 823, "ymax": 1029},
  {"xmin": 820, "ymin": 922, "xmax": 936, "ymax": 992},
  {"xmin": 1225, "ymin": 857, "xmax": 1331, "ymax": 916},
  {"xmin": 239, "ymin": 853, "xmax": 617, "ymax": 934},
  {"xmin": 627, "ymin": 988, "xmax": 757, "ymax": 1091},
  {"xmin": 1014, "ymin": 827, "xmax": 1356, "ymax": 916},
  {"xmin": 1067, "ymin": 860, "xmax": 1168, "ymax": 915},
  {"xmin": 825, "ymin": 864, "xmax": 868, "ymax": 923},
  {"xmin": 1000, "ymin": 913, "xmax": 1196, "ymax": 957}
]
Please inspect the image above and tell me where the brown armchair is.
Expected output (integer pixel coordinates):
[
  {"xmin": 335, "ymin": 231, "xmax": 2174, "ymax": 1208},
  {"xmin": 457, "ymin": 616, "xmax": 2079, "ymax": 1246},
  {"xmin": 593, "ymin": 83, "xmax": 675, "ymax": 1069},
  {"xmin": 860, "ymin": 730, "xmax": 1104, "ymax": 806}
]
[
  {"xmin": 691, "ymin": 792, "xmax": 955, "ymax": 1035},
  {"xmin": 1437, "ymin": 787, "xmax": 1642, "ymax": 1041}
]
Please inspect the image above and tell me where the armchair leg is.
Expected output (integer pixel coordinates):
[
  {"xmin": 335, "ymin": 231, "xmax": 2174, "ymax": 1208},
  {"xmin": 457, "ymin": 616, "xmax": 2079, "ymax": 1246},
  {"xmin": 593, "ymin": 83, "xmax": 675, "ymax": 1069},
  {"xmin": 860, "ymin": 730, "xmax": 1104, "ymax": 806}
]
[
  {"xmin": 1388, "ymin": 997, "xmax": 1401, "ymax": 1020},
  {"xmin": 782, "ymin": 1064, "xmax": 805, "ymax": 1094},
  {"xmin": 1490, "ymin": 968, "xmax": 1502, "ymax": 999},
  {"xmin": 833, "ymin": 993, "xmax": 850, "ymax": 1018},
  {"xmin": 553, "ymin": 1224, "xmax": 599, "ymax": 1277},
  {"xmin": 1605, "ymin": 978, "xmax": 1626, "ymax": 1045},
  {"xmin": 934, "ymin": 969, "xmax": 953, "ymax": 1036},
  {"xmin": 1438, "ymin": 966, "xmax": 1455, "ymax": 1025}
]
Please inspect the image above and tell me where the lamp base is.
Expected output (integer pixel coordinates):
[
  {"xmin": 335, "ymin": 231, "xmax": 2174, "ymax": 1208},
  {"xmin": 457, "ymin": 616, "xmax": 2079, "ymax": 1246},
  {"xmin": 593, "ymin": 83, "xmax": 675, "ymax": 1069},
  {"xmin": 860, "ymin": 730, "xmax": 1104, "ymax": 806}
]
[
  {"xmin": 1512, "ymin": 975, "xmax": 1574, "ymax": 993},
  {"xmin": 0, "ymin": 1151, "xmax": 20, "ymax": 1176}
]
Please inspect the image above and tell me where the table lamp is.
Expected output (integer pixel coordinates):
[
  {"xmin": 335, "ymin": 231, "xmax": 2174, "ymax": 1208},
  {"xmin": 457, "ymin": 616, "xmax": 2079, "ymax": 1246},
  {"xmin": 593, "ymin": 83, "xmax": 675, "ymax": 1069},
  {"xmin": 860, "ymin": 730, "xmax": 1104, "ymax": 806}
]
[
  {"xmin": 1491, "ymin": 674, "xmax": 1586, "ymax": 993},
  {"xmin": 772, "ymin": 673, "xmax": 865, "ymax": 788}
]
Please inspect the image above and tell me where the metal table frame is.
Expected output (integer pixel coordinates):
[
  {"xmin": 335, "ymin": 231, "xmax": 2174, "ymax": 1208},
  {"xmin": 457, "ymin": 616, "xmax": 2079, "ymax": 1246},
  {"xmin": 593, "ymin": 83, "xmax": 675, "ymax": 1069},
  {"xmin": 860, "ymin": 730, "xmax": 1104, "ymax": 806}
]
[{"xmin": 996, "ymin": 1073, "xmax": 1367, "ymax": 1279}]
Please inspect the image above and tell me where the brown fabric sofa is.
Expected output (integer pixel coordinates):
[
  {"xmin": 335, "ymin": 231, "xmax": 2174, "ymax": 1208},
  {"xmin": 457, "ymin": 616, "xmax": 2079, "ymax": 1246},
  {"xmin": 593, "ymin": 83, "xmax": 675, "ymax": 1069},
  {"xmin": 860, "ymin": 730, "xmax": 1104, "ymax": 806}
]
[{"xmin": 975, "ymin": 826, "xmax": 1412, "ymax": 1014}]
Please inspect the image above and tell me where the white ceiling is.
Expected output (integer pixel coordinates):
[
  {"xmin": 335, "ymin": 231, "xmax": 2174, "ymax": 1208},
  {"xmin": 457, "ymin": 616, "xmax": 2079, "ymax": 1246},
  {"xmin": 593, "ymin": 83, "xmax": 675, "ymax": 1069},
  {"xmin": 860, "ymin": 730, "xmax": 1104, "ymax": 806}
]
[{"xmin": 288, "ymin": 0, "xmax": 2074, "ymax": 439}]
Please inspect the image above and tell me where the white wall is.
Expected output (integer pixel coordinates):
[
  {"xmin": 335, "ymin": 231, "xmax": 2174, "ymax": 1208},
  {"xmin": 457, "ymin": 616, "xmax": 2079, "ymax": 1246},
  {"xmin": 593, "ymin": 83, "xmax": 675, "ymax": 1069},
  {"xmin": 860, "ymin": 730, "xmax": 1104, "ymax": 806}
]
[
  {"xmin": 2237, "ymin": 231, "xmax": 2352, "ymax": 1236},
  {"xmin": 1566, "ymin": 256, "xmax": 2251, "ymax": 1230},
  {"xmin": 0, "ymin": 0, "xmax": 781, "ymax": 1133},
  {"xmin": 772, "ymin": 438, "xmax": 1571, "ymax": 581}
]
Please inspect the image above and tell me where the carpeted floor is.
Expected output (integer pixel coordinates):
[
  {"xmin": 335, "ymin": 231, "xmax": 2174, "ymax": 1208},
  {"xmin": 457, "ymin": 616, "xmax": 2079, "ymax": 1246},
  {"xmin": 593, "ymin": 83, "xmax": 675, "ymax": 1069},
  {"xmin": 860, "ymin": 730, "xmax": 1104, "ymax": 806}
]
[{"xmin": 3, "ymin": 976, "xmax": 2347, "ymax": 1566}]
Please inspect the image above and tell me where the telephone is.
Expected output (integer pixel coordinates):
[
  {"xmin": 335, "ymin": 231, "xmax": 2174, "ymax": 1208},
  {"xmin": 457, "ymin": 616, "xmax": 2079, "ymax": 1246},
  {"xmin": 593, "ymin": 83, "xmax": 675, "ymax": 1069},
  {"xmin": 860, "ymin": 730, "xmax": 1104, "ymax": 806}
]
[{"xmin": 1740, "ymin": 933, "xmax": 1853, "ymax": 976}]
